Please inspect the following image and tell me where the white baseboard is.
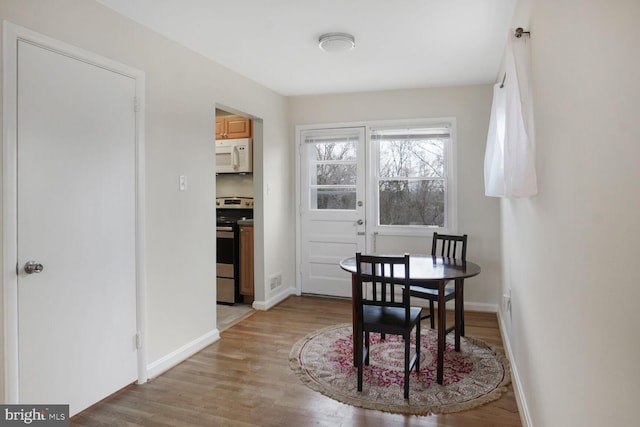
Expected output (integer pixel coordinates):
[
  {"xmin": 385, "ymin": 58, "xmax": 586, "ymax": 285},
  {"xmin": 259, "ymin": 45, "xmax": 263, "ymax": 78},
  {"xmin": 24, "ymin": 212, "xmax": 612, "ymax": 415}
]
[
  {"xmin": 497, "ymin": 310, "xmax": 532, "ymax": 427},
  {"xmin": 146, "ymin": 329, "xmax": 220, "ymax": 380},
  {"xmin": 464, "ymin": 301, "xmax": 499, "ymax": 312},
  {"xmin": 252, "ymin": 286, "xmax": 296, "ymax": 311}
]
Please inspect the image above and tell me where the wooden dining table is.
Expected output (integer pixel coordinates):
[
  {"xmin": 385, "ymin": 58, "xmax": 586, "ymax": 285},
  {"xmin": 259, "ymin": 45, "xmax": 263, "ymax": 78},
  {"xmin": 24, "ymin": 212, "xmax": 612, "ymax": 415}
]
[{"xmin": 339, "ymin": 254, "xmax": 481, "ymax": 384}]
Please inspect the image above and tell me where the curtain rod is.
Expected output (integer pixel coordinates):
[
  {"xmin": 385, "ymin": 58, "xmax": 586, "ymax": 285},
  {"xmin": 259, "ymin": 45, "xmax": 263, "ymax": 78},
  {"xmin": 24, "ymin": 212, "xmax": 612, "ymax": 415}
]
[{"xmin": 500, "ymin": 28, "xmax": 531, "ymax": 88}]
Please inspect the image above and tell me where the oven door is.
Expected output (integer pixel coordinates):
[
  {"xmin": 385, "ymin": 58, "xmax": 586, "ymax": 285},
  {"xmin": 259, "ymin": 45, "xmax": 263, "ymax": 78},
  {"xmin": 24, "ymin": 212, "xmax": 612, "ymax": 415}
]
[{"xmin": 216, "ymin": 226, "xmax": 238, "ymax": 304}]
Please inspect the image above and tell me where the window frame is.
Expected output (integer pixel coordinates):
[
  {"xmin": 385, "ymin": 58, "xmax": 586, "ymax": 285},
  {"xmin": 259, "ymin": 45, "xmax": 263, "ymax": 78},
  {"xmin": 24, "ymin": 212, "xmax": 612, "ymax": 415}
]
[{"xmin": 367, "ymin": 118, "xmax": 457, "ymax": 237}]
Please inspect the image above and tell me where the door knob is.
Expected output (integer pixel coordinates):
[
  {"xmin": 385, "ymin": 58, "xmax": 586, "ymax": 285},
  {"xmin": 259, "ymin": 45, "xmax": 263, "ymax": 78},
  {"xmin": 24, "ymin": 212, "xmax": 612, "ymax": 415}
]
[
  {"xmin": 357, "ymin": 219, "xmax": 364, "ymax": 225},
  {"xmin": 24, "ymin": 261, "xmax": 44, "ymax": 274}
]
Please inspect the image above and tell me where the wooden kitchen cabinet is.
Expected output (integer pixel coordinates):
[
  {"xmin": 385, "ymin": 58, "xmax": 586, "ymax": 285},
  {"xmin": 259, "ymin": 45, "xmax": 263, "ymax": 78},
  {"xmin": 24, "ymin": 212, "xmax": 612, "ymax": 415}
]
[
  {"xmin": 239, "ymin": 224, "xmax": 254, "ymax": 302},
  {"xmin": 216, "ymin": 115, "xmax": 251, "ymax": 139}
]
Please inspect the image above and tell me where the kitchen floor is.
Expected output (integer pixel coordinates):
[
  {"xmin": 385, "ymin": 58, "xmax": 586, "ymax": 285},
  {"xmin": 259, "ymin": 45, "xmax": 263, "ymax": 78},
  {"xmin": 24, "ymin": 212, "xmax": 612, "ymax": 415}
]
[{"xmin": 217, "ymin": 303, "xmax": 254, "ymax": 331}]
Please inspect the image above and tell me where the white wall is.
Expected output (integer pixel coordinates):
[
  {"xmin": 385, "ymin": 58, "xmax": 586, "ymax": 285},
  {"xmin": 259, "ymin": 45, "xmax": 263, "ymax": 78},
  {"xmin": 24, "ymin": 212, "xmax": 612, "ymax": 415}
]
[
  {"xmin": 501, "ymin": 1, "xmax": 640, "ymax": 426},
  {"xmin": 289, "ymin": 85, "xmax": 502, "ymax": 311},
  {"xmin": 0, "ymin": 0, "xmax": 292, "ymax": 400}
]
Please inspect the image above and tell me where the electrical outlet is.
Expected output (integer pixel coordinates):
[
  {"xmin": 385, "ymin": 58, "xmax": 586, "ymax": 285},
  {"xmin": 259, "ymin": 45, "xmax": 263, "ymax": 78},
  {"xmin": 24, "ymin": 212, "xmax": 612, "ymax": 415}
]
[{"xmin": 502, "ymin": 289, "xmax": 512, "ymax": 312}]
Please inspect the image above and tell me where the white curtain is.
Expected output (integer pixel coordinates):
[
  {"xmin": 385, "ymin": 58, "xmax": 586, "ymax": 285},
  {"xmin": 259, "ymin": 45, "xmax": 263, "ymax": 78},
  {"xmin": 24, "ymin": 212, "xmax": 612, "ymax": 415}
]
[{"xmin": 484, "ymin": 33, "xmax": 537, "ymax": 197}]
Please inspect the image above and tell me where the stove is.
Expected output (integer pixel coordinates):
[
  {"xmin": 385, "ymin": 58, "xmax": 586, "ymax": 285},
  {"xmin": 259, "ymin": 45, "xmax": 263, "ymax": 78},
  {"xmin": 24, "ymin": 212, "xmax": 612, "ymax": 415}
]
[
  {"xmin": 216, "ymin": 197, "xmax": 254, "ymax": 225},
  {"xmin": 216, "ymin": 197, "xmax": 253, "ymax": 304}
]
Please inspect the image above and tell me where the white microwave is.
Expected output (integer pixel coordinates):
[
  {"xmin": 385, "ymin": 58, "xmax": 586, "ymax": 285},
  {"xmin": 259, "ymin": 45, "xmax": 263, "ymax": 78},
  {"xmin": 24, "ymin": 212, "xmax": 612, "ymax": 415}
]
[{"xmin": 215, "ymin": 138, "xmax": 252, "ymax": 174}]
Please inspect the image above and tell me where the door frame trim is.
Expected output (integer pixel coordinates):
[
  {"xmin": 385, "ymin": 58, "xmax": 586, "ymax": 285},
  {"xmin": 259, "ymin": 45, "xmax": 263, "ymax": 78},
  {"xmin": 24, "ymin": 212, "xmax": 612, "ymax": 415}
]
[{"xmin": 2, "ymin": 22, "xmax": 148, "ymax": 402}]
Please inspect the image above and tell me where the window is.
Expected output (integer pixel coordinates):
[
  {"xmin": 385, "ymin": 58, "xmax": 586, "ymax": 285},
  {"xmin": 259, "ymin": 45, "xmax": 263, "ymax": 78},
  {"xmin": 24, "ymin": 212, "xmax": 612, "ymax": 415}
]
[
  {"xmin": 297, "ymin": 120, "xmax": 456, "ymax": 239},
  {"xmin": 305, "ymin": 130, "xmax": 359, "ymax": 210},
  {"xmin": 372, "ymin": 123, "xmax": 454, "ymax": 232}
]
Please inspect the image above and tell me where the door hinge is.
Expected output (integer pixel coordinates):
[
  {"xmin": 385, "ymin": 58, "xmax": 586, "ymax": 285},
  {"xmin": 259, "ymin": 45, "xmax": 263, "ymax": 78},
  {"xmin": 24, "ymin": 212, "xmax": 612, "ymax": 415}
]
[
  {"xmin": 135, "ymin": 332, "xmax": 141, "ymax": 350},
  {"xmin": 133, "ymin": 96, "xmax": 140, "ymax": 112}
]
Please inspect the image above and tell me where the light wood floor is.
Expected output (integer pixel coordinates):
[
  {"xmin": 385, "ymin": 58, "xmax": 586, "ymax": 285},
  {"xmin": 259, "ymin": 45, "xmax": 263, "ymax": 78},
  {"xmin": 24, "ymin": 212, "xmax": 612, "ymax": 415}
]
[
  {"xmin": 217, "ymin": 302, "xmax": 254, "ymax": 332},
  {"xmin": 72, "ymin": 296, "xmax": 522, "ymax": 427}
]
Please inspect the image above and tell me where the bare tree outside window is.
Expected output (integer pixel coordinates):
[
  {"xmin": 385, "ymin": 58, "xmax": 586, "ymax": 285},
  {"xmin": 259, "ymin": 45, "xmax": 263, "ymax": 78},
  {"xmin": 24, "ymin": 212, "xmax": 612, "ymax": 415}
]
[{"xmin": 375, "ymin": 128, "xmax": 449, "ymax": 227}]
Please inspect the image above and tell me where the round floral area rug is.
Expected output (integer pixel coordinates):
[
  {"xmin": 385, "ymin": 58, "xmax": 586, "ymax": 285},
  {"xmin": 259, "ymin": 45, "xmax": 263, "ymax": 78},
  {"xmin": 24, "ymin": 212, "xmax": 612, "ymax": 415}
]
[{"xmin": 289, "ymin": 323, "xmax": 510, "ymax": 415}]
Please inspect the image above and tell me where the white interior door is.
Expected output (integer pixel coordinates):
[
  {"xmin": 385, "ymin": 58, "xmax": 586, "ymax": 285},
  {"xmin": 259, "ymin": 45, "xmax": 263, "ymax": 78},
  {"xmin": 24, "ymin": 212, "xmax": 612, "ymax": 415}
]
[
  {"xmin": 299, "ymin": 127, "xmax": 366, "ymax": 297},
  {"xmin": 16, "ymin": 39, "xmax": 138, "ymax": 415}
]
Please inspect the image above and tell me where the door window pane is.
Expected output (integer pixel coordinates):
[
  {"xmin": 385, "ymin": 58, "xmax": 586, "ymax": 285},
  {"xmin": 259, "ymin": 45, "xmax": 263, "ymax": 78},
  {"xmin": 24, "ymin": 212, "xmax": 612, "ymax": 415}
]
[
  {"xmin": 313, "ymin": 163, "xmax": 357, "ymax": 186},
  {"xmin": 312, "ymin": 139, "xmax": 356, "ymax": 161},
  {"xmin": 312, "ymin": 187, "xmax": 357, "ymax": 210},
  {"xmin": 308, "ymin": 139, "xmax": 357, "ymax": 210}
]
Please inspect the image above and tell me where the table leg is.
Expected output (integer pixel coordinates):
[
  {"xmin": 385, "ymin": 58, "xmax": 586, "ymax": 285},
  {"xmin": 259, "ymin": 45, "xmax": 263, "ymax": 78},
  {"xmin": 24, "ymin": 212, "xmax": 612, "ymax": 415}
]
[
  {"xmin": 437, "ymin": 280, "xmax": 445, "ymax": 384},
  {"xmin": 455, "ymin": 278, "xmax": 462, "ymax": 352},
  {"xmin": 460, "ymin": 279, "xmax": 465, "ymax": 337}
]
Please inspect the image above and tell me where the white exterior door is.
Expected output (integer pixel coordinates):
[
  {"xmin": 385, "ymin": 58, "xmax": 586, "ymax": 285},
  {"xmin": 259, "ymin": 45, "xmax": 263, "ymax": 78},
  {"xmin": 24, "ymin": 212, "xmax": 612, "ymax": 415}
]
[
  {"xmin": 299, "ymin": 127, "xmax": 366, "ymax": 297},
  {"xmin": 15, "ymin": 39, "xmax": 138, "ymax": 415}
]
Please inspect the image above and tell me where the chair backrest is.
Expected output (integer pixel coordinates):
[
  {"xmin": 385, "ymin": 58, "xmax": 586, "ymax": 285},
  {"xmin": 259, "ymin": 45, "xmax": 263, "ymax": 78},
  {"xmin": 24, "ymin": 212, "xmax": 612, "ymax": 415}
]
[
  {"xmin": 431, "ymin": 232, "xmax": 467, "ymax": 260},
  {"xmin": 355, "ymin": 253, "xmax": 412, "ymax": 324}
]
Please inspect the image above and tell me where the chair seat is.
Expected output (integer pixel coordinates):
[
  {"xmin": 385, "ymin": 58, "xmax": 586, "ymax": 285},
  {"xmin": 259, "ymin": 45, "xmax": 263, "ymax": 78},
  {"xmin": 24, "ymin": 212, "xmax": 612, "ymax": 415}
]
[
  {"xmin": 409, "ymin": 283, "xmax": 455, "ymax": 299},
  {"xmin": 362, "ymin": 305, "xmax": 422, "ymax": 333}
]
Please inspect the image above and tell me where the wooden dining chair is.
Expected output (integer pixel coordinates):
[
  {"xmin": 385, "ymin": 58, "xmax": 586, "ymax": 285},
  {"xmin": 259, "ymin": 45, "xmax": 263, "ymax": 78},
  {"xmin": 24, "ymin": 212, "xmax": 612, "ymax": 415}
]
[
  {"xmin": 409, "ymin": 232, "xmax": 468, "ymax": 335},
  {"xmin": 354, "ymin": 253, "xmax": 422, "ymax": 399}
]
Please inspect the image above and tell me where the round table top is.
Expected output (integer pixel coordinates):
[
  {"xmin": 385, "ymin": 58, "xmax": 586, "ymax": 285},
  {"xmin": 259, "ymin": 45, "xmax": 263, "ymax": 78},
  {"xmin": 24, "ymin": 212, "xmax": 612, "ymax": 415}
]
[{"xmin": 339, "ymin": 254, "xmax": 481, "ymax": 284}]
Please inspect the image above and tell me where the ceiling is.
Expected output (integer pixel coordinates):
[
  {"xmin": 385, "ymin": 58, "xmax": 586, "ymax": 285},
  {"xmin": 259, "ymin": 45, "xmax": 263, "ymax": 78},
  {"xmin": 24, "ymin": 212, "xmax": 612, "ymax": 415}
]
[{"xmin": 96, "ymin": 0, "xmax": 517, "ymax": 96}]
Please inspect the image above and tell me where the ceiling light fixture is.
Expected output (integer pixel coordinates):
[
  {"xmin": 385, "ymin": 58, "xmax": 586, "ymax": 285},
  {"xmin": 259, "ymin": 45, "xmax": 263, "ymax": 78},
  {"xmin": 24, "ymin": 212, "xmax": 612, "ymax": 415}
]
[{"xmin": 318, "ymin": 33, "xmax": 355, "ymax": 52}]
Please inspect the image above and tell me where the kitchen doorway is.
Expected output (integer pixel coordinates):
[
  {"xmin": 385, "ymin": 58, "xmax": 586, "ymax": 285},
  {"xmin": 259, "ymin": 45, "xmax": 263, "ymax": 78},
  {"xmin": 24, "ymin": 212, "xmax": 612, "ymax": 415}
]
[{"xmin": 214, "ymin": 107, "xmax": 261, "ymax": 329}]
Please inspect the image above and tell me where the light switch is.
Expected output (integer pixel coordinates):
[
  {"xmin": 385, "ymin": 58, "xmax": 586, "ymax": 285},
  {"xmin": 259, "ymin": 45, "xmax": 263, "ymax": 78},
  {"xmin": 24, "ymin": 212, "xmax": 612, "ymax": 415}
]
[{"xmin": 179, "ymin": 175, "xmax": 187, "ymax": 191}]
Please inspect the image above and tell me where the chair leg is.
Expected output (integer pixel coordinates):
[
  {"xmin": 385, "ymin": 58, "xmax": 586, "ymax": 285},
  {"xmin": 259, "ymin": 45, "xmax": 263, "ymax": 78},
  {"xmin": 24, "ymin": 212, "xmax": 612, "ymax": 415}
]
[
  {"xmin": 404, "ymin": 332, "xmax": 410, "ymax": 399},
  {"xmin": 429, "ymin": 300, "xmax": 435, "ymax": 329},
  {"xmin": 357, "ymin": 329, "xmax": 363, "ymax": 392},
  {"xmin": 364, "ymin": 332, "xmax": 370, "ymax": 366},
  {"xmin": 415, "ymin": 320, "xmax": 421, "ymax": 372}
]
